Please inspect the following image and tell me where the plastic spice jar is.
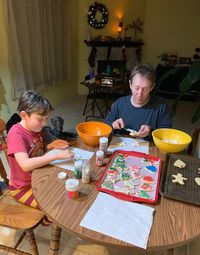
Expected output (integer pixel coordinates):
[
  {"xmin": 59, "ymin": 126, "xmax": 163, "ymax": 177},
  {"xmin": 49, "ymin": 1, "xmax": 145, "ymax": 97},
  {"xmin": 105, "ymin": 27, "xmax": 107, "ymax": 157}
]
[
  {"xmin": 82, "ymin": 159, "xmax": 91, "ymax": 184},
  {"xmin": 99, "ymin": 137, "xmax": 108, "ymax": 156},
  {"xmin": 74, "ymin": 160, "xmax": 82, "ymax": 179},
  {"xmin": 96, "ymin": 150, "xmax": 104, "ymax": 167},
  {"xmin": 65, "ymin": 179, "xmax": 79, "ymax": 199}
]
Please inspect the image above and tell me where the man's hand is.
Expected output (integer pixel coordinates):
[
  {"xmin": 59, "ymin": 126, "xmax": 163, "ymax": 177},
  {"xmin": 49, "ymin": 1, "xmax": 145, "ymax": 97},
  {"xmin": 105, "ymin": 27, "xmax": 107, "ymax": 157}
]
[
  {"xmin": 47, "ymin": 139, "xmax": 69, "ymax": 150},
  {"xmin": 112, "ymin": 118, "xmax": 125, "ymax": 130},
  {"xmin": 137, "ymin": 125, "xmax": 151, "ymax": 138}
]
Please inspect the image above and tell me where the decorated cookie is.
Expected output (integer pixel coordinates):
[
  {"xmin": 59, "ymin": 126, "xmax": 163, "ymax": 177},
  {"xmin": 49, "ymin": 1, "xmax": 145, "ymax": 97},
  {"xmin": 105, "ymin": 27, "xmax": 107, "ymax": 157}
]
[
  {"xmin": 131, "ymin": 170, "xmax": 142, "ymax": 179},
  {"xmin": 101, "ymin": 181, "xmax": 113, "ymax": 190},
  {"xmin": 114, "ymin": 180, "xmax": 125, "ymax": 188},
  {"xmin": 107, "ymin": 169, "xmax": 118, "ymax": 176},
  {"xmin": 142, "ymin": 158, "xmax": 150, "ymax": 164},
  {"xmin": 145, "ymin": 165, "xmax": 157, "ymax": 173},
  {"xmin": 129, "ymin": 165, "xmax": 141, "ymax": 171},
  {"xmin": 115, "ymin": 157, "xmax": 125, "ymax": 164},
  {"xmin": 121, "ymin": 172, "xmax": 131, "ymax": 180},
  {"xmin": 139, "ymin": 190, "xmax": 151, "ymax": 199},
  {"xmin": 114, "ymin": 181, "xmax": 135, "ymax": 195},
  {"xmin": 173, "ymin": 159, "xmax": 186, "ymax": 168},
  {"xmin": 124, "ymin": 179, "xmax": 135, "ymax": 187},
  {"xmin": 142, "ymin": 158, "xmax": 159, "ymax": 165},
  {"xmin": 140, "ymin": 183, "xmax": 154, "ymax": 192},
  {"xmin": 142, "ymin": 176, "xmax": 154, "ymax": 184},
  {"xmin": 172, "ymin": 173, "xmax": 187, "ymax": 185}
]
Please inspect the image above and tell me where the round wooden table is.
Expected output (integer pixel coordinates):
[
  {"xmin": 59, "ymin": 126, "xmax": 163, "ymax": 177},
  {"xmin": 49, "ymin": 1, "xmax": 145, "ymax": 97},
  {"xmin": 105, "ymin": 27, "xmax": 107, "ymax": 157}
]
[{"xmin": 32, "ymin": 139, "xmax": 200, "ymax": 255}]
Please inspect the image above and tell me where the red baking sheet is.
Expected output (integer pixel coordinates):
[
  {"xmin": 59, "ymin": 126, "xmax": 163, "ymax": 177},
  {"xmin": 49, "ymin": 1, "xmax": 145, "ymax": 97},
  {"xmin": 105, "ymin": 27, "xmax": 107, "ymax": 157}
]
[{"xmin": 96, "ymin": 150, "xmax": 162, "ymax": 203}]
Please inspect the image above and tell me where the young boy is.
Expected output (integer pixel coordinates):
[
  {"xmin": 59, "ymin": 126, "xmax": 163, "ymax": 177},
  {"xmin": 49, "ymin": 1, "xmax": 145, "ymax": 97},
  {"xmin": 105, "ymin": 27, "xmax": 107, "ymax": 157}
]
[{"xmin": 7, "ymin": 91, "xmax": 74, "ymax": 224}]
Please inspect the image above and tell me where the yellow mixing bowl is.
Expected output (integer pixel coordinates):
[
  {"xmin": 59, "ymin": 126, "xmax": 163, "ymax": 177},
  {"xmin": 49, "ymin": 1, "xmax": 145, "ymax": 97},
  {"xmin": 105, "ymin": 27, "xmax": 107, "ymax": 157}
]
[{"xmin": 152, "ymin": 128, "xmax": 192, "ymax": 153}]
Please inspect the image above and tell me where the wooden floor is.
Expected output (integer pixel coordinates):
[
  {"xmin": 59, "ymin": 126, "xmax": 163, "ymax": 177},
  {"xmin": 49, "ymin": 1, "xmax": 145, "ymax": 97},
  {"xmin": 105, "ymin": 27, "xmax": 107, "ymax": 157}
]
[{"xmin": 0, "ymin": 224, "xmax": 200, "ymax": 255}]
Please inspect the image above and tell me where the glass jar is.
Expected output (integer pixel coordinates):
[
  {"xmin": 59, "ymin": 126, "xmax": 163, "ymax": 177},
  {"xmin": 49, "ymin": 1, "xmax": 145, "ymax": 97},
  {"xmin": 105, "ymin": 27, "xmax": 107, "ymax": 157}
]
[
  {"xmin": 82, "ymin": 159, "xmax": 90, "ymax": 183},
  {"xmin": 74, "ymin": 160, "xmax": 82, "ymax": 179}
]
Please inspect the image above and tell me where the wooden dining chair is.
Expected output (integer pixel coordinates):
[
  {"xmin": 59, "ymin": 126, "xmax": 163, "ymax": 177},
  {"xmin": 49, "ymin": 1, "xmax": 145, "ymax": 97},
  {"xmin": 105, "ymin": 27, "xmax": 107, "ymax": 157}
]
[
  {"xmin": 0, "ymin": 118, "xmax": 9, "ymax": 193},
  {"xmin": 188, "ymin": 128, "xmax": 200, "ymax": 157},
  {"xmin": 0, "ymin": 119, "xmax": 44, "ymax": 255},
  {"xmin": 0, "ymin": 191, "xmax": 44, "ymax": 254}
]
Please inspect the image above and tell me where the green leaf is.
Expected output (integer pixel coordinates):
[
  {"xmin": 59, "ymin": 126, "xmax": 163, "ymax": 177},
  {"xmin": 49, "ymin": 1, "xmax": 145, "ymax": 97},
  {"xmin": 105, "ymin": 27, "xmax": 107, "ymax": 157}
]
[
  {"xmin": 191, "ymin": 102, "xmax": 200, "ymax": 123},
  {"xmin": 179, "ymin": 76, "xmax": 192, "ymax": 92},
  {"xmin": 188, "ymin": 60, "xmax": 200, "ymax": 84}
]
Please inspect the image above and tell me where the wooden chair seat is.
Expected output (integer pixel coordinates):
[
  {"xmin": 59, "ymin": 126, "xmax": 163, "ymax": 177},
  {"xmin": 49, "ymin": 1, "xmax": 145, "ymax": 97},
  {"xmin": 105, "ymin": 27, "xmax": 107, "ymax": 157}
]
[
  {"xmin": 0, "ymin": 191, "xmax": 44, "ymax": 229},
  {"xmin": 0, "ymin": 191, "xmax": 44, "ymax": 255}
]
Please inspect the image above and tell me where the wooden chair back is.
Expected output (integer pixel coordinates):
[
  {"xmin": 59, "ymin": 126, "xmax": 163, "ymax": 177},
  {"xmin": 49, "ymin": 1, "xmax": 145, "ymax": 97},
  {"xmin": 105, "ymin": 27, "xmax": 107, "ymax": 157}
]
[
  {"xmin": 188, "ymin": 128, "xmax": 200, "ymax": 157},
  {"xmin": 0, "ymin": 119, "xmax": 6, "ymax": 131},
  {"xmin": 0, "ymin": 119, "xmax": 44, "ymax": 255}
]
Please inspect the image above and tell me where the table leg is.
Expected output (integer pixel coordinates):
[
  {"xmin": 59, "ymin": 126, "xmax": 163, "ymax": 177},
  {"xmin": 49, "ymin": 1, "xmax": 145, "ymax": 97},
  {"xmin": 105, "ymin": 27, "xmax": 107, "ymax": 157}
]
[
  {"xmin": 166, "ymin": 249, "xmax": 174, "ymax": 255},
  {"xmin": 49, "ymin": 224, "xmax": 62, "ymax": 255}
]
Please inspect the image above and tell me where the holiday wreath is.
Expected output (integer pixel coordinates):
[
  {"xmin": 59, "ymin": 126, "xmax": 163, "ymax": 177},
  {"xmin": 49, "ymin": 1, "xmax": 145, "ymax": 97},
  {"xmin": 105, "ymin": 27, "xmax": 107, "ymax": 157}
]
[{"xmin": 87, "ymin": 2, "xmax": 108, "ymax": 29}]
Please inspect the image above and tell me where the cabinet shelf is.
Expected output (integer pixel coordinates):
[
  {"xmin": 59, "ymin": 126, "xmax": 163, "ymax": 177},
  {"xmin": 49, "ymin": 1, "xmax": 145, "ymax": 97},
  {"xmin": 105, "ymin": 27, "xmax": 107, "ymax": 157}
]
[{"xmin": 84, "ymin": 40, "xmax": 144, "ymax": 48}]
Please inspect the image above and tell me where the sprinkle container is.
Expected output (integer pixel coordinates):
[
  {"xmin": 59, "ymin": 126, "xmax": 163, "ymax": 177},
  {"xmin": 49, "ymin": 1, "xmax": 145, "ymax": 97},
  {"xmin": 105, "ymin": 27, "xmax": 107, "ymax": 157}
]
[{"xmin": 65, "ymin": 179, "xmax": 79, "ymax": 199}]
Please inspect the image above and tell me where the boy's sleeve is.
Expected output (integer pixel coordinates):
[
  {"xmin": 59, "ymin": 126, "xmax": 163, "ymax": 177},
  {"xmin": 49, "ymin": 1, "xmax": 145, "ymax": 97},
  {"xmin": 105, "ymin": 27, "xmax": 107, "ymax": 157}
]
[{"xmin": 7, "ymin": 127, "xmax": 28, "ymax": 156}]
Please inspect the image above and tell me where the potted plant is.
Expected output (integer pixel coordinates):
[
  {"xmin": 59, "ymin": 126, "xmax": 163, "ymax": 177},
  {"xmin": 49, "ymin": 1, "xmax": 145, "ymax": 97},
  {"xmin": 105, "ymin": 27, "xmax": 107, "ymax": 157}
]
[
  {"xmin": 124, "ymin": 17, "xmax": 143, "ymax": 41},
  {"xmin": 155, "ymin": 60, "xmax": 200, "ymax": 123}
]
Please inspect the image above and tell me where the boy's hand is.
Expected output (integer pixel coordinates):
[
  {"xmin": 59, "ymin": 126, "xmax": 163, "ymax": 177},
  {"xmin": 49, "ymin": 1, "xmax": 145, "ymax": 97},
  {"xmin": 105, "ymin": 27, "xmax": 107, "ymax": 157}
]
[
  {"xmin": 56, "ymin": 149, "xmax": 74, "ymax": 160},
  {"xmin": 47, "ymin": 139, "xmax": 69, "ymax": 150}
]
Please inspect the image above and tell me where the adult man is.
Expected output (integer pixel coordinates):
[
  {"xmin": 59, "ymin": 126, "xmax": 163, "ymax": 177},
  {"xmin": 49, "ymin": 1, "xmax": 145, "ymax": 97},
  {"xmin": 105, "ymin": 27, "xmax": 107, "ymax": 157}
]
[{"xmin": 104, "ymin": 63, "xmax": 172, "ymax": 138}]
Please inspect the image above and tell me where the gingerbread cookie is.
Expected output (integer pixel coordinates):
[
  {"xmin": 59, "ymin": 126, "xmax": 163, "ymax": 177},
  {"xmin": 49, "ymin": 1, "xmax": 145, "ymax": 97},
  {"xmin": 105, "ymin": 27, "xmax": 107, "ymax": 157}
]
[{"xmin": 172, "ymin": 173, "xmax": 187, "ymax": 185}]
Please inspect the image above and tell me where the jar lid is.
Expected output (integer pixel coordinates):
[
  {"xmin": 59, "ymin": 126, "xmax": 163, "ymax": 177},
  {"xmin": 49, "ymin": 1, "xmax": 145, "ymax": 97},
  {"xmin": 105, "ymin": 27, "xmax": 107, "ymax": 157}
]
[
  {"xmin": 58, "ymin": 172, "xmax": 67, "ymax": 180},
  {"xmin": 96, "ymin": 150, "xmax": 104, "ymax": 157},
  {"xmin": 99, "ymin": 137, "xmax": 108, "ymax": 143},
  {"xmin": 65, "ymin": 178, "xmax": 79, "ymax": 191},
  {"xmin": 74, "ymin": 160, "xmax": 82, "ymax": 168}
]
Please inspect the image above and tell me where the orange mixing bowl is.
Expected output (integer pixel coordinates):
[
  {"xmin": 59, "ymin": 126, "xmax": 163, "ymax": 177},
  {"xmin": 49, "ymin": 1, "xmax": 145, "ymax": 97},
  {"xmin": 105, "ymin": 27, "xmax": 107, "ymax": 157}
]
[{"xmin": 76, "ymin": 121, "xmax": 112, "ymax": 146}]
